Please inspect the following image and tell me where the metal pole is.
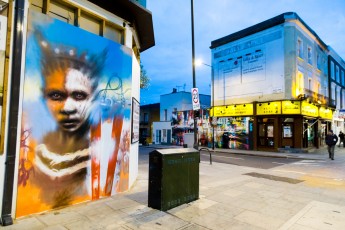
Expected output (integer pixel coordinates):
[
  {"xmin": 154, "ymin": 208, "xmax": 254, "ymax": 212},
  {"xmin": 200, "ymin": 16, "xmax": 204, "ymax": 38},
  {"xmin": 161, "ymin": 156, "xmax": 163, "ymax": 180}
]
[
  {"xmin": 1, "ymin": 0, "xmax": 25, "ymax": 226},
  {"xmin": 191, "ymin": 0, "xmax": 198, "ymax": 149},
  {"xmin": 212, "ymin": 66, "xmax": 215, "ymax": 150}
]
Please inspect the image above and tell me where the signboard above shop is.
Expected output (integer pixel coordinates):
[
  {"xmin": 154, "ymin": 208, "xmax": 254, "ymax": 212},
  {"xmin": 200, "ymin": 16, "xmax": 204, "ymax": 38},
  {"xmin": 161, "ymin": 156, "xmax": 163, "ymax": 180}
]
[
  {"xmin": 212, "ymin": 104, "xmax": 253, "ymax": 117},
  {"xmin": 319, "ymin": 107, "xmax": 333, "ymax": 120},
  {"xmin": 282, "ymin": 101, "xmax": 301, "ymax": 114},
  {"xmin": 256, "ymin": 101, "xmax": 281, "ymax": 115},
  {"xmin": 301, "ymin": 101, "xmax": 318, "ymax": 117}
]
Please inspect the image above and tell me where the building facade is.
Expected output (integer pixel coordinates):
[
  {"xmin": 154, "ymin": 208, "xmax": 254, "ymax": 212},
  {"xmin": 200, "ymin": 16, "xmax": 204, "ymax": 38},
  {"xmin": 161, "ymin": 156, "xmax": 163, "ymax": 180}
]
[
  {"xmin": 328, "ymin": 48, "xmax": 345, "ymax": 134},
  {"xmin": 139, "ymin": 103, "xmax": 160, "ymax": 144},
  {"xmin": 153, "ymin": 89, "xmax": 211, "ymax": 147},
  {"xmin": 0, "ymin": 0, "xmax": 154, "ymax": 225},
  {"xmin": 210, "ymin": 12, "xmax": 338, "ymax": 152}
]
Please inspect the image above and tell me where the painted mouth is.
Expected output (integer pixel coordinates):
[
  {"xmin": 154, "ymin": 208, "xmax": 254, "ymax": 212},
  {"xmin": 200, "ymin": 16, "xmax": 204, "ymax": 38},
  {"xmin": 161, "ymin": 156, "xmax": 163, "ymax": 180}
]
[{"xmin": 60, "ymin": 119, "xmax": 81, "ymax": 130}]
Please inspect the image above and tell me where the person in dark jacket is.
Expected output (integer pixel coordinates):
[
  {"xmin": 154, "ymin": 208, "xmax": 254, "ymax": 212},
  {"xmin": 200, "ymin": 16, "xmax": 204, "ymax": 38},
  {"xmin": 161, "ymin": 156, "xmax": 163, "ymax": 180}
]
[
  {"xmin": 338, "ymin": 131, "xmax": 345, "ymax": 147},
  {"xmin": 325, "ymin": 130, "xmax": 338, "ymax": 160}
]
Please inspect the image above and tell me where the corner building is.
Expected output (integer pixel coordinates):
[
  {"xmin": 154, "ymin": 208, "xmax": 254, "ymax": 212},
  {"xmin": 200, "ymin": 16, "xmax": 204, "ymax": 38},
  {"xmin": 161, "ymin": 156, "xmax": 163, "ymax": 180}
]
[
  {"xmin": 0, "ymin": 0, "xmax": 154, "ymax": 225},
  {"xmin": 210, "ymin": 12, "xmax": 336, "ymax": 152}
]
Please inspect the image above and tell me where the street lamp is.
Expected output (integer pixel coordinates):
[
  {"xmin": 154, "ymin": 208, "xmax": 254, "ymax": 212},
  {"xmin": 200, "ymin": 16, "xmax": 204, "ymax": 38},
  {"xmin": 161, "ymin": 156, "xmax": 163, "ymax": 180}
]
[
  {"xmin": 195, "ymin": 59, "xmax": 215, "ymax": 150},
  {"xmin": 191, "ymin": 0, "xmax": 198, "ymax": 149}
]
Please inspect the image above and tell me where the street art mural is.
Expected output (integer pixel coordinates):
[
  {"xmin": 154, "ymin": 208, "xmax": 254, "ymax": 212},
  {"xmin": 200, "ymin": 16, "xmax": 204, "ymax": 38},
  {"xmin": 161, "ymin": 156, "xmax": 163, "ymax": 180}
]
[{"xmin": 16, "ymin": 11, "xmax": 132, "ymax": 217}]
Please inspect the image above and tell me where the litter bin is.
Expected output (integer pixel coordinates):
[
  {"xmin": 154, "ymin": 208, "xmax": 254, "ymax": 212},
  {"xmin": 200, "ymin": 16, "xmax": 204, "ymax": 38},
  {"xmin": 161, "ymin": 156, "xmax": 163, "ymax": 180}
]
[{"xmin": 148, "ymin": 148, "xmax": 199, "ymax": 211}]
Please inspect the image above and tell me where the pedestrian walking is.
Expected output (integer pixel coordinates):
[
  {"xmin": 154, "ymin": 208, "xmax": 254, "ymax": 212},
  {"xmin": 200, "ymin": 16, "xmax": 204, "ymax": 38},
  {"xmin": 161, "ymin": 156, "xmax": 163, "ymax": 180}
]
[
  {"xmin": 325, "ymin": 130, "xmax": 338, "ymax": 160},
  {"xmin": 338, "ymin": 131, "xmax": 345, "ymax": 147}
]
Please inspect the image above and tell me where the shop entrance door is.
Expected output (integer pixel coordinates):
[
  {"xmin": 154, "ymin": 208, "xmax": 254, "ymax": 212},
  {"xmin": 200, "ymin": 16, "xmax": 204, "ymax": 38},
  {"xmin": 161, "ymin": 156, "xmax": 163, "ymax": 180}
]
[{"xmin": 258, "ymin": 123, "xmax": 274, "ymax": 147}]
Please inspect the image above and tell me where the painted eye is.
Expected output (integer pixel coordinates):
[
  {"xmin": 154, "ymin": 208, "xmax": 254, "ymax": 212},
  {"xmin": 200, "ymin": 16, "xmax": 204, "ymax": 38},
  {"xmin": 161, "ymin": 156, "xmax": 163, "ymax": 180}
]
[
  {"xmin": 47, "ymin": 91, "xmax": 65, "ymax": 101},
  {"xmin": 72, "ymin": 91, "xmax": 88, "ymax": 101}
]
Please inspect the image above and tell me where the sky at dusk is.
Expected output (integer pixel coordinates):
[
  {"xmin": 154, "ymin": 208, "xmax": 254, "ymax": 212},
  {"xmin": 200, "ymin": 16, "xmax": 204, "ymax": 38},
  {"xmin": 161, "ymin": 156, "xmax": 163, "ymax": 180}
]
[{"xmin": 140, "ymin": 0, "xmax": 345, "ymax": 105}]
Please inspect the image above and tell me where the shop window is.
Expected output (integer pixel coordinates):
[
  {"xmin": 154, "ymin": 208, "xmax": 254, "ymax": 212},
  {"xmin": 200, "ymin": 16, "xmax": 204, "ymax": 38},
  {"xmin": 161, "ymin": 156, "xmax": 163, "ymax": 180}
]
[
  {"xmin": 80, "ymin": 11, "xmax": 101, "ymax": 35},
  {"xmin": 104, "ymin": 22, "xmax": 124, "ymax": 44},
  {"xmin": 282, "ymin": 118, "xmax": 294, "ymax": 122},
  {"xmin": 49, "ymin": 0, "xmax": 75, "ymax": 25},
  {"xmin": 258, "ymin": 123, "xmax": 274, "ymax": 147},
  {"xmin": 283, "ymin": 124, "xmax": 292, "ymax": 138}
]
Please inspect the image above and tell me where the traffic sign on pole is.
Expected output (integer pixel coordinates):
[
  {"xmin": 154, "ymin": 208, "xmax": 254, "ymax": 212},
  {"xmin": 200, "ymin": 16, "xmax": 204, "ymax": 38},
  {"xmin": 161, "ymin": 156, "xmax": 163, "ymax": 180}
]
[{"xmin": 191, "ymin": 88, "xmax": 200, "ymax": 110}]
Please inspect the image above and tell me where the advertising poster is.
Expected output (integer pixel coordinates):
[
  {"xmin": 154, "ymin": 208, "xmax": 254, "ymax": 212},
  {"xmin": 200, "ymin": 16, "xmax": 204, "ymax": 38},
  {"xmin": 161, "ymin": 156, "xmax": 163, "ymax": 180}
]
[
  {"xmin": 16, "ymin": 11, "xmax": 133, "ymax": 217},
  {"xmin": 131, "ymin": 97, "xmax": 140, "ymax": 143}
]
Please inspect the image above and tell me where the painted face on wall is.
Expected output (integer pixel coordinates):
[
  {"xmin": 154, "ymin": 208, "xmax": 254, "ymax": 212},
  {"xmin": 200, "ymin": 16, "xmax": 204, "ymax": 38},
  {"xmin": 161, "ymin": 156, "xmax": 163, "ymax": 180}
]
[{"xmin": 44, "ymin": 68, "xmax": 94, "ymax": 132}]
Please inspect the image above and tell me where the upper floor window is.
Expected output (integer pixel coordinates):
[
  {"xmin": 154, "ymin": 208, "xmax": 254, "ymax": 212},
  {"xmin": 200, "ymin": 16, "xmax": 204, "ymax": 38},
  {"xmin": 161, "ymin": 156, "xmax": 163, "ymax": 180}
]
[
  {"xmin": 164, "ymin": 109, "xmax": 167, "ymax": 121},
  {"xmin": 307, "ymin": 47, "xmax": 312, "ymax": 65},
  {"xmin": 316, "ymin": 53, "xmax": 321, "ymax": 70},
  {"xmin": 297, "ymin": 39, "xmax": 303, "ymax": 59},
  {"xmin": 330, "ymin": 61, "xmax": 335, "ymax": 80},
  {"xmin": 143, "ymin": 113, "xmax": 148, "ymax": 122},
  {"xmin": 336, "ymin": 66, "xmax": 340, "ymax": 83},
  {"xmin": 342, "ymin": 70, "xmax": 345, "ymax": 86}
]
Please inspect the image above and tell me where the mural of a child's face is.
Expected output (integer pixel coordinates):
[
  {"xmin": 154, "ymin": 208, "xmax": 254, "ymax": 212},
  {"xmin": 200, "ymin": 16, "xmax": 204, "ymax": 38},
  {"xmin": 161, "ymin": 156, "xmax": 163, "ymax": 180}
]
[{"xmin": 44, "ymin": 68, "xmax": 94, "ymax": 132}]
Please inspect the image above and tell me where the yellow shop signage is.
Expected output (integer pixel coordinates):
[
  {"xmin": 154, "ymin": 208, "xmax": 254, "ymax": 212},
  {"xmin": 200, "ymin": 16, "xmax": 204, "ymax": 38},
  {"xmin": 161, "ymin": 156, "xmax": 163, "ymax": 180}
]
[
  {"xmin": 256, "ymin": 101, "xmax": 281, "ymax": 115},
  {"xmin": 282, "ymin": 101, "xmax": 301, "ymax": 114},
  {"xmin": 319, "ymin": 107, "xmax": 333, "ymax": 120},
  {"xmin": 301, "ymin": 101, "xmax": 318, "ymax": 117},
  {"xmin": 213, "ymin": 104, "xmax": 253, "ymax": 117}
]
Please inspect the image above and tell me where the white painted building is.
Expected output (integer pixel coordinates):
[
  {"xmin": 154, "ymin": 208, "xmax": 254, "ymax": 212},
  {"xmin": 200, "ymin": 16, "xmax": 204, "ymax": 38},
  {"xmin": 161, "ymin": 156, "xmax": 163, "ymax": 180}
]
[{"xmin": 210, "ymin": 12, "xmax": 339, "ymax": 151}]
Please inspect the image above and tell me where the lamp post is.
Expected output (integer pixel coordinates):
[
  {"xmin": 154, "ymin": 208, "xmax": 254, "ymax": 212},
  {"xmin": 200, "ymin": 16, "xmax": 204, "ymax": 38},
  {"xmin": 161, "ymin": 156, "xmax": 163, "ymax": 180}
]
[
  {"xmin": 191, "ymin": 0, "xmax": 198, "ymax": 149},
  {"xmin": 195, "ymin": 60, "xmax": 215, "ymax": 150}
]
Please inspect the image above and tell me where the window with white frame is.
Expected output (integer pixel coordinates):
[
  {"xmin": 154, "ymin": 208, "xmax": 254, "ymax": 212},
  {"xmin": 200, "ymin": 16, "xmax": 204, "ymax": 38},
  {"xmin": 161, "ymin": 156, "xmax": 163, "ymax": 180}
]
[
  {"xmin": 330, "ymin": 61, "xmax": 335, "ymax": 80},
  {"xmin": 316, "ymin": 52, "xmax": 321, "ymax": 70},
  {"xmin": 337, "ymin": 86, "xmax": 341, "ymax": 109},
  {"xmin": 297, "ymin": 39, "xmax": 303, "ymax": 59},
  {"xmin": 342, "ymin": 89, "xmax": 345, "ymax": 109},
  {"xmin": 296, "ymin": 70, "xmax": 304, "ymax": 96},
  {"xmin": 331, "ymin": 83, "xmax": 336, "ymax": 103},
  {"xmin": 307, "ymin": 47, "xmax": 312, "ymax": 65}
]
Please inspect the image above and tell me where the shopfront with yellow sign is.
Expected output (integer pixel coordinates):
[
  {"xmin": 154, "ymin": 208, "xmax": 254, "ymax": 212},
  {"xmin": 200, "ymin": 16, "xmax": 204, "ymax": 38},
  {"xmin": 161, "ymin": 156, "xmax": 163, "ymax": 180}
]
[
  {"xmin": 211, "ymin": 100, "xmax": 333, "ymax": 152},
  {"xmin": 211, "ymin": 104, "xmax": 254, "ymax": 150}
]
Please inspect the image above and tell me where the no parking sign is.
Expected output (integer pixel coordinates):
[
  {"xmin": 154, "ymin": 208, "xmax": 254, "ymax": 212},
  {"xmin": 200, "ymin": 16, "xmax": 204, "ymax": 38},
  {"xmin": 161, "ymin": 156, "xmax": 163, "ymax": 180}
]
[{"xmin": 191, "ymin": 88, "xmax": 200, "ymax": 110}]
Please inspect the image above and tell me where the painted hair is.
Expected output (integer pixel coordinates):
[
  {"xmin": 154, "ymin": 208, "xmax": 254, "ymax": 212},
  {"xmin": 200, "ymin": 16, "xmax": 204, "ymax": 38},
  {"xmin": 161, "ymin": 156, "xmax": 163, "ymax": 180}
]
[{"xmin": 34, "ymin": 28, "xmax": 107, "ymax": 91}]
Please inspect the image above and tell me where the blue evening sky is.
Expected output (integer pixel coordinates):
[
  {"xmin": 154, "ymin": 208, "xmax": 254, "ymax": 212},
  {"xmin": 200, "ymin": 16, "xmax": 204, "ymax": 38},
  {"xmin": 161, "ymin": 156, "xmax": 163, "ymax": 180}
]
[{"xmin": 140, "ymin": 0, "xmax": 345, "ymax": 105}]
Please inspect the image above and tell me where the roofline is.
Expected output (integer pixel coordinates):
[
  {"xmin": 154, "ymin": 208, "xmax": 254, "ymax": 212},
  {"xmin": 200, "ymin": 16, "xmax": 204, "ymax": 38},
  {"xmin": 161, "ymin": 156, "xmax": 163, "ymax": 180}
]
[
  {"xmin": 210, "ymin": 12, "xmax": 327, "ymax": 50},
  {"xmin": 88, "ymin": 0, "xmax": 155, "ymax": 52},
  {"xmin": 140, "ymin": 103, "xmax": 160, "ymax": 108},
  {"xmin": 160, "ymin": 91, "xmax": 210, "ymax": 97}
]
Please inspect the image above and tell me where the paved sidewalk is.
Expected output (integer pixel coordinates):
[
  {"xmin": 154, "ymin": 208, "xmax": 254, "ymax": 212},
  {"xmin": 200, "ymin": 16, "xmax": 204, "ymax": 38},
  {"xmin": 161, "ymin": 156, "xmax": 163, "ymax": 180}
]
[
  {"xmin": 147, "ymin": 143, "xmax": 345, "ymax": 161},
  {"xmin": 3, "ymin": 146, "xmax": 345, "ymax": 229}
]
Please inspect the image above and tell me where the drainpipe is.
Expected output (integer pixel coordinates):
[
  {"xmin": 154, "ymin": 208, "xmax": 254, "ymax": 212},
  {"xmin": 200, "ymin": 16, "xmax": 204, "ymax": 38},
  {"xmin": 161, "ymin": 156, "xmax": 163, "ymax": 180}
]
[{"xmin": 1, "ymin": 0, "xmax": 25, "ymax": 226}]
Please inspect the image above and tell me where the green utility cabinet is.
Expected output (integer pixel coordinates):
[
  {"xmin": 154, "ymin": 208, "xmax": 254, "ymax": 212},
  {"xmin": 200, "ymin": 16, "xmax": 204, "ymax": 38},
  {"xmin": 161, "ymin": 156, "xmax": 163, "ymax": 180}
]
[{"xmin": 148, "ymin": 148, "xmax": 199, "ymax": 211}]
